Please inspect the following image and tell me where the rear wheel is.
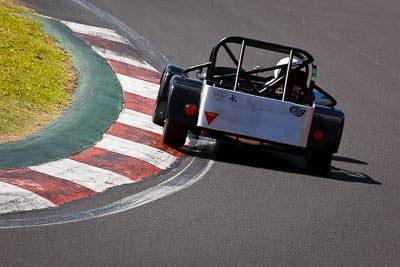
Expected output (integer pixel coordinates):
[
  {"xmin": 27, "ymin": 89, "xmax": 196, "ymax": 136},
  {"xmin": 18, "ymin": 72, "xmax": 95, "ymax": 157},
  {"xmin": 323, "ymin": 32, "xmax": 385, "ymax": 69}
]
[
  {"xmin": 162, "ymin": 119, "xmax": 188, "ymax": 148},
  {"xmin": 307, "ymin": 150, "xmax": 333, "ymax": 176}
]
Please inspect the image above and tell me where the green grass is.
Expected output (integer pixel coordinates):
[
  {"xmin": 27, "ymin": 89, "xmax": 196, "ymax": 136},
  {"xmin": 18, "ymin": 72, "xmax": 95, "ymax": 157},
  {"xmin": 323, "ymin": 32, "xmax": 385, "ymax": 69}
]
[{"xmin": 0, "ymin": 0, "xmax": 75, "ymax": 142}]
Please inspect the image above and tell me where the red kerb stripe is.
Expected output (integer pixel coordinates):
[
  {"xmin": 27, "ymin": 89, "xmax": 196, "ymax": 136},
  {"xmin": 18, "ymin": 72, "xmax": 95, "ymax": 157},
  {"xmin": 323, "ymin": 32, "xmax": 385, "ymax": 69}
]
[
  {"xmin": 124, "ymin": 92, "xmax": 155, "ymax": 115},
  {"xmin": 0, "ymin": 169, "xmax": 96, "ymax": 205},
  {"xmin": 108, "ymin": 59, "xmax": 160, "ymax": 84},
  {"xmin": 107, "ymin": 122, "xmax": 182, "ymax": 157},
  {"xmin": 75, "ymin": 32, "xmax": 143, "ymax": 60},
  {"xmin": 70, "ymin": 147, "xmax": 161, "ymax": 182}
]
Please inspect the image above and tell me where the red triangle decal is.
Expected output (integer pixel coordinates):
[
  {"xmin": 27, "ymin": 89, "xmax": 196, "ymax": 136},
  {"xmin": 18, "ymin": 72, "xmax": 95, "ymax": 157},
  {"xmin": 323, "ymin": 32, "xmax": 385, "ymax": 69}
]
[{"xmin": 204, "ymin": 111, "xmax": 218, "ymax": 125}]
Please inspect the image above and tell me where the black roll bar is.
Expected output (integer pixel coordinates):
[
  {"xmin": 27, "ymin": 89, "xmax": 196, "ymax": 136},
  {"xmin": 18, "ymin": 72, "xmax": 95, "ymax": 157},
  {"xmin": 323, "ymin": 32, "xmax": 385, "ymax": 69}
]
[
  {"xmin": 182, "ymin": 62, "xmax": 212, "ymax": 76},
  {"xmin": 206, "ymin": 36, "xmax": 316, "ymax": 87}
]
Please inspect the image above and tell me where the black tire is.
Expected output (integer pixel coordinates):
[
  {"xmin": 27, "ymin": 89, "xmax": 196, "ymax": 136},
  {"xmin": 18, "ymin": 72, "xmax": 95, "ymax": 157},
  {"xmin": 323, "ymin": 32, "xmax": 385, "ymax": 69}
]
[
  {"xmin": 152, "ymin": 70, "xmax": 167, "ymax": 126},
  {"xmin": 162, "ymin": 119, "xmax": 188, "ymax": 148},
  {"xmin": 152, "ymin": 100, "xmax": 166, "ymax": 126},
  {"xmin": 307, "ymin": 150, "xmax": 333, "ymax": 176}
]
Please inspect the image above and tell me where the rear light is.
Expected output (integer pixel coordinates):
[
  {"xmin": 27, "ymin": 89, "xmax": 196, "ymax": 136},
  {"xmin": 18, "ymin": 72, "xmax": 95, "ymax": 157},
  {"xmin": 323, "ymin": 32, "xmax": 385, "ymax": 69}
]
[
  {"xmin": 313, "ymin": 130, "xmax": 324, "ymax": 141},
  {"xmin": 185, "ymin": 104, "xmax": 196, "ymax": 116}
]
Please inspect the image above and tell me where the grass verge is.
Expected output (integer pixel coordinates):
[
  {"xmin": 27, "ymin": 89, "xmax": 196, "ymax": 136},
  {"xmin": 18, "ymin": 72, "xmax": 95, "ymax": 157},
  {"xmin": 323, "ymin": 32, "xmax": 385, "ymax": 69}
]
[{"xmin": 0, "ymin": 0, "xmax": 76, "ymax": 143}]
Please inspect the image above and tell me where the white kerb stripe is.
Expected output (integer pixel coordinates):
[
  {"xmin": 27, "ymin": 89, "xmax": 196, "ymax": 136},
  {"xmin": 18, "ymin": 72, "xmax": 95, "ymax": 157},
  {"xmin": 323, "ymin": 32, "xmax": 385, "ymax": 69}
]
[
  {"xmin": 61, "ymin": 21, "xmax": 130, "ymax": 45},
  {"xmin": 0, "ymin": 181, "xmax": 55, "ymax": 214},
  {"xmin": 29, "ymin": 159, "xmax": 134, "ymax": 192},
  {"xmin": 92, "ymin": 46, "xmax": 158, "ymax": 72},
  {"xmin": 96, "ymin": 134, "xmax": 176, "ymax": 170},
  {"xmin": 117, "ymin": 109, "xmax": 163, "ymax": 135},
  {"xmin": 116, "ymin": 74, "xmax": 159, "ymax": 100}
]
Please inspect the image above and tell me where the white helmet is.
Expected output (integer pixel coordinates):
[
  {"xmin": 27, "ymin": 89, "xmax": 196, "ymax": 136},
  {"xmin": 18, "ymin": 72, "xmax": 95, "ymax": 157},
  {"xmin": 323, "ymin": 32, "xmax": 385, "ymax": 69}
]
[{"xmin": 274, "ymin": 57, "xmax": 299, "ymax": 79}]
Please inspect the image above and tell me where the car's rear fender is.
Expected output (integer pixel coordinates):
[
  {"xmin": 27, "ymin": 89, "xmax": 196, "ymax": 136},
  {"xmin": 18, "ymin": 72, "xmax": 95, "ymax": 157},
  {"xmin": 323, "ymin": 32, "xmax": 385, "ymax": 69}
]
[
  {"xmin": 307, "ymin": 105, "xmax": 345, "ymax": 153},
  {"xmin": 166, "ymin": 76, "xmax": 202, "ymax": 128}
]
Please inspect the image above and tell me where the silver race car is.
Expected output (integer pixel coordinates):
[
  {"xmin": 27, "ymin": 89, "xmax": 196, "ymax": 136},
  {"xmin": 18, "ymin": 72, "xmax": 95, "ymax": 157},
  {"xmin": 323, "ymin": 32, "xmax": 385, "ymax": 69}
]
[{"xmin": 153, "ymin": 36, "xmax": 344, "ymax": 175}]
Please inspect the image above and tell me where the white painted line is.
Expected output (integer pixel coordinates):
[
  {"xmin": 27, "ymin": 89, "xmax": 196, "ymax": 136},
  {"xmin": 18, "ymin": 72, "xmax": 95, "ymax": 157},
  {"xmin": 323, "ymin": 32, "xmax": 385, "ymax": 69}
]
[
  {"xmin": 29, "ymin": 159, "xmax": 134, "ymax": 192},
  {"xmin": 95, "ymin": 134, "xmax": 176, "ymax": 170},
  {"xmin": 0, "ymin": 182, "xmax": 55, "ymax": 214},
  {"xmin": 106, "ymin": 159, "xmax": 214, "ymax": 214},
  {"xmin": 0, "ymin": 156, "xmax": 214, "ymax": 228},
  {"xmin": 116, "ymin": 74, "xmax": 158, "ymax": 100},
  {"xmin": 61, "ymin": 21, "xmax": 130, "ymax": 45},
  {"xmin": 92, "ymin": 46, "xmax": 158, "ymax": 72},
  {"xmin": 117, "ymin": 109, "xmax": 163, "ymax": 135}
]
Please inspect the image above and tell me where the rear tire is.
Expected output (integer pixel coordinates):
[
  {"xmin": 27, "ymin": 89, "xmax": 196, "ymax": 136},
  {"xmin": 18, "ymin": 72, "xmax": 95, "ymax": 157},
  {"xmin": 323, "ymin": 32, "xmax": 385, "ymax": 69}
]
[
  {"xmin": 307, "ymin": 150, "xmax": 333, "ymax": 176},
  {"xmin": 162, "ymin": 119, "xmax": 188, "ymax": 148}
]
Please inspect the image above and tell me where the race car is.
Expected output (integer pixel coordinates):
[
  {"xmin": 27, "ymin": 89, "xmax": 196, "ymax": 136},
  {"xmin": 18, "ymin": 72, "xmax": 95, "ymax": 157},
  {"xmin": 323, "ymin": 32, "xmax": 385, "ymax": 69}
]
[{"xmin": 152, "ymin": 36, "xmax": 344, "ymax": 175}]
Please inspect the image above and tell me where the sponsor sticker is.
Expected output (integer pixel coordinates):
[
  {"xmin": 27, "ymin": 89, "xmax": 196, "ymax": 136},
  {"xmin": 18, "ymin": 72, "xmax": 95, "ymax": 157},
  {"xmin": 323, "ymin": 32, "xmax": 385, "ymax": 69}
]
[
  {"xmin": 213, "ymin": 90, "xmax": 227, "ymax": 101},
  {"xmin": 289, "ymin": 106, "xmax": 306, "ymax": 117}
]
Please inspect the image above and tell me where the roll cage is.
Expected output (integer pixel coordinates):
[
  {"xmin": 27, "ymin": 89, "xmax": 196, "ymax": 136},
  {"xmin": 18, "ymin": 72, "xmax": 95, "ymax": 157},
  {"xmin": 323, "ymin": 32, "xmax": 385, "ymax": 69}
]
[{"xmin": 182, "ymin": 36, "xmax": 337, "ymax": 107}]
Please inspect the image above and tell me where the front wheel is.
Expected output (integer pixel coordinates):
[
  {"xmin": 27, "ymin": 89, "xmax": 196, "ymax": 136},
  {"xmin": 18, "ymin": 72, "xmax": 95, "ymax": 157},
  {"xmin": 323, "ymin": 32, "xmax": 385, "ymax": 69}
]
[
  {"xmin": 307, "ymin": 150, "xmax": 333, "ymax": 176},
  {"xmin": 152, "ymin": 69, "xmax": 167, "ymax": 126},
  {"xmin": 162, "ymin": 119, "xmax": 188, "ymax": 148}
]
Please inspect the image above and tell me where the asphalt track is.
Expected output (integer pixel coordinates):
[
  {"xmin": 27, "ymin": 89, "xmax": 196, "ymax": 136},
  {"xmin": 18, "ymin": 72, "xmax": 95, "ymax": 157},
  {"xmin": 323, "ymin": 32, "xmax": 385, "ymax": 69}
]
[{"xmin": 3, "ymin": 0, "xmax": 400, "ymax": 265}]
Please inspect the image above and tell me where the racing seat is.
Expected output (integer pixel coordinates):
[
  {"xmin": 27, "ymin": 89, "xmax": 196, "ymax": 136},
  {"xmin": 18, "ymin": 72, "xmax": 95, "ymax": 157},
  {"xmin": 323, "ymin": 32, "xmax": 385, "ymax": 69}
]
[
  {"xmin": 284, "ymin": 70, "xmax": 308, "ymax": 104},
  {"xmin": 264, "ymin": 57, "xmax": 310, "ymax": 104}
]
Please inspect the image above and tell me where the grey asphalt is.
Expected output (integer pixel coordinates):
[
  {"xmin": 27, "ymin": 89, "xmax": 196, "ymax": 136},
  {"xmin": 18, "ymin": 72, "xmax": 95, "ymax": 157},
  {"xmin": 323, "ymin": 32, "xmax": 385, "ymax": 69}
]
[{"xmin": 3, "ymin": 0, "xmax": 400, "ymax": 265}]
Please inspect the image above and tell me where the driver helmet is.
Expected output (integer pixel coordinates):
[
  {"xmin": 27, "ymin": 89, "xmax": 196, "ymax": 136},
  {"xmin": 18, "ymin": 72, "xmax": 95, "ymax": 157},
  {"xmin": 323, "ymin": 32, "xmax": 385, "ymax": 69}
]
[{"xmin": 274, "ymin": 57, "xmax": 299, "ymax": 79}]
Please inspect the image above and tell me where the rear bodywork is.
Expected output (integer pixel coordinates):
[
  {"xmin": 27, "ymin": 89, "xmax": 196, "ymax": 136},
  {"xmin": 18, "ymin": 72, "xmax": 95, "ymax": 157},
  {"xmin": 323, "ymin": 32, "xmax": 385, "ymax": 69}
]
[{"xmin": 198, "ymin": 84, "xmax": 314, "ymax": 148}]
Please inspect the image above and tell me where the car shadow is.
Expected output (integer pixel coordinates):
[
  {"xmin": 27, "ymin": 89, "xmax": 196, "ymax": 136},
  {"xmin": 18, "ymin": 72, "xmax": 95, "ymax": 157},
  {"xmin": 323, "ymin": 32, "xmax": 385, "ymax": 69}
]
[
  {"xmin": 180, "ymin": 136, "xmax": 381, "ymax": 185},
  {"xmin": 327, "ymin": 166, "xmax": 381, "ymax": 184},
  {"xmin": 332, "ymin": 155, "xmax": 368, "ymax": 165}
]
